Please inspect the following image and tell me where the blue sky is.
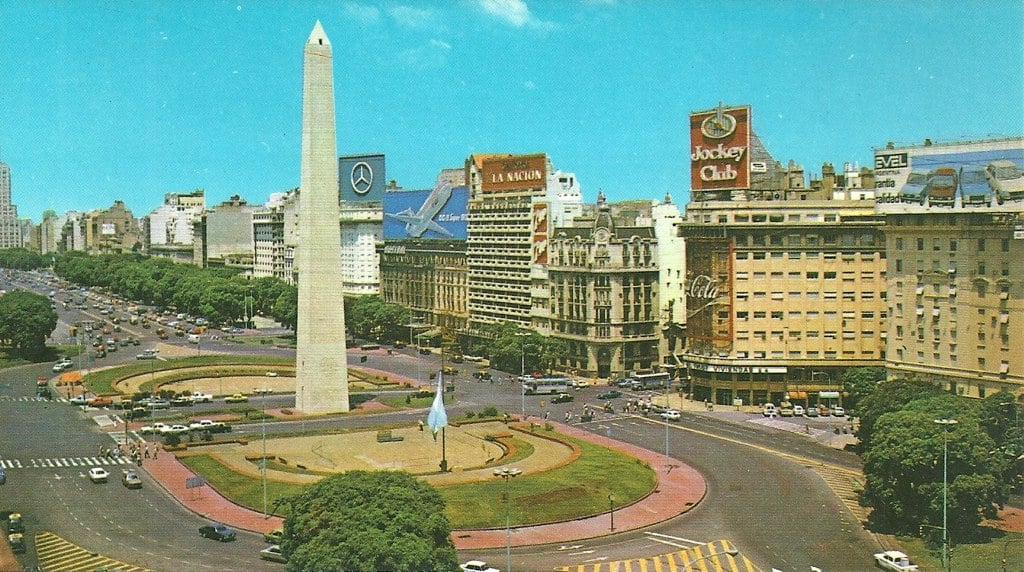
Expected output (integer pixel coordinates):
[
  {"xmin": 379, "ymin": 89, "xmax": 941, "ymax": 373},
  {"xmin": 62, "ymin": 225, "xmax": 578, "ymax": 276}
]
[{"xmin": 2, "ymin": 0, "xmax": 1022, "ymax": 222}]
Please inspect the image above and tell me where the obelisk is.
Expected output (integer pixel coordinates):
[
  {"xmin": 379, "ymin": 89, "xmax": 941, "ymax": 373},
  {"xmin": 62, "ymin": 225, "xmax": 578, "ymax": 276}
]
[{"xmin": 295, "ymin": 21, "xmax": 349, "ymax": 413}]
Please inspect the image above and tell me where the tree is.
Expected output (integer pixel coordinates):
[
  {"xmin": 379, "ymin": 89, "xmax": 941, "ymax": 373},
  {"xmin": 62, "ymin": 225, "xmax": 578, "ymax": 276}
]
[
  {"xmin": 854, "ymin": 379, "xmax": 944, "ymax": 450},
  {"xmin": 283, "ymin": 471, "xmax": 458, "ymax": 572},
  {"xmin": 861, "ymin": 394, "xmax": 1010, "ymax": 539},
  {"xmin": 0, "ymin": 290, "xmax": 58, "ymax": 357},
  {"xmin": 840, "ymin": 366, "xmax": 885, "ymax": 411}
]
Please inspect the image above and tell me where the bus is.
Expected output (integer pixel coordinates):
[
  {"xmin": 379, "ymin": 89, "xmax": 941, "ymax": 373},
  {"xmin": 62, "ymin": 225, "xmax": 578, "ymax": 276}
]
[
  {"xmin": 632, "ymin": 371, "xmax": 673, "ymax": 390},
  {"xmin": 523, "ymin": 376, "xmax": 573, "ymax": 395}
]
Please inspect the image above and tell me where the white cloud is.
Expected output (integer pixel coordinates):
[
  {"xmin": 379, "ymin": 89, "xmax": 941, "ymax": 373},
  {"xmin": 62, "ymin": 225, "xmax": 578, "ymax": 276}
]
[
  {"xmin": 396, "ymin": 38, "xmax": 451, "ymax": 70},
  {"xmin": 475, "ymin": 0, "xmax": 556, "ymax": 30},
  {"xmin": 387, "ymin": 5, "xmax": 436, "ymax": 29},
  {"xmin": 343, "ymin": 2, "xmax": 381, "ymax": 25}
]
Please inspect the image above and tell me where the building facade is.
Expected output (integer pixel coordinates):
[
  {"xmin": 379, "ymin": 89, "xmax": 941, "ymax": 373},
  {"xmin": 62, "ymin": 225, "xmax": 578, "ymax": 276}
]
[
  {"xmin": 195, "ymin": 195, "xmax": 257, "ymax": 271},
  {"xmin": 252, "ymin": 190, "xmax": 299, "ymax": 282},
  {"xmin": 0, "ymin": 161, "xmax": 22, "ymax": 249},
  {"xmin": 83, "ymin": 201, "xmax": 141, "ymax": 254}
]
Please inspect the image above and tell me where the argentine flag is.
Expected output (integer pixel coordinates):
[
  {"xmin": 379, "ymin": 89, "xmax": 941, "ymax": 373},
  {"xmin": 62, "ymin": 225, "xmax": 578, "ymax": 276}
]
[{"xmin": 427, "ymin": 371, "xmax": 447, "ymax": 439}]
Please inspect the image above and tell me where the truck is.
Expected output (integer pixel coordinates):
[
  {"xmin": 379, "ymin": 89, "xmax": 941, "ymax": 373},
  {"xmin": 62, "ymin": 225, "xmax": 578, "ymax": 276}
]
[
  {"xmin": 189, "ymin": 391, "xmax": 213, "ymax": 403},
  {"xmin": 873, "ymin": 550, "xmax": 918, "ymax": 571}
]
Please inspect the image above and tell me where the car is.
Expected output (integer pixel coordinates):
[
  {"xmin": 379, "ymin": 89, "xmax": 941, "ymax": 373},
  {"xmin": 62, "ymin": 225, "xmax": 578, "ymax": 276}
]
[
  {"xmin": 572, "ymin": 379, "xmax": 591, "ymax": 389},
  {"xmin": 7, "ymin": 532, "xmax": 25, "ymax": 554},
  {"xmin": 6, "ymin": 513, "xmax": 23, "ymax": 534},
  {"xmin": 551, "ymin": 393, "xmax": 574, "ymax": 404},
  {"xmin": 805, "ymin": 406, "xmax": 819, "ymax": 418},
  {"xmin": 596, "ymin": 390, "xmax": 622, "ymax": 400},
  {"xmin": 615, "ymin": 377, "xmax": 635, "ymax": 388},
  {"xmin": 873, "ymin": 550, "xmax": 918, "ymax": 571},
  {"xmin": 122, "ymin": 470, "xmax": 143, "ymax": 489},
  {"xmin": 88, "ymin": 467, "xmax": 109, "ymax": 483},
  {"xmin": 818, "ymin": 405, "xmax": 831, "ymax": 416},
  {"xmin": 69, "ymin": 395, "xmax": 88, "ymax": 405},
  {"xmin": 52, "ymin": 358, "xmax": 74, "ymax": 372},
  {"xmin": 136, "ymin": 349, "xmax": 158, "ymax": 360},
  {"xmin": 86, "ymin": 396, "xmax": 113, "ymax": 407},
  {"xmin": 263, "ymin": 528, "xmax": 284, "ymax": 544},
  {"xmin": 660, "ymin": 409, "xmax": 681, "ymax": 421},
  {"xmin": 924, "ymin": 167, "xmax": 958, "ymax": 206},
  {"xmin": 0, "ymin": 466, "xmax": 6, "ymax": 485},
  {"xmin": 792, "ymin": 405, "xmax": 805, "ymax": 416},
  {"xmin": 832, "ymin": 406, "xmax": 846, "ymax": 417},
  {"xmin": 225, "ymin": 393, "xmax": 248, "ymax": 403},
  {"xmin": 898, "ymin": 169, "xmax": 930, "ymax": 204},
  {"xmin": 199, "ymin": 523, "xmax": 237, "ymax": 542},
  {"xmin": 986, "ymin": 159, "xmax": 1024, "ymax": 203},
  {"xmin": 762, "ymin": 403, "xmax": 777, "ymax": 417},
  {"xmin": 779, "ymin": 404, "xmax": 795, "ymax": 417},
  {"xmin": 959, "ymin": 167, "xmax": 994, "ymax": 206},
  {"xmin": 148, "ymin": 399, "xmax": 171, "ymax": 410},
  {"xmin": 140, "ymin": 422, "xmax": 169, "ymax": 434},
  {"xmin": 167, "ymin": 424, "xmax": 189, "ymax": 435},
  {"xmin": 260, "ymin": 544, "xmax": 287, "ymax": 563},
  {"xmin": 460, "ymin": 561, "xmax": 499, "ymax": 572}
]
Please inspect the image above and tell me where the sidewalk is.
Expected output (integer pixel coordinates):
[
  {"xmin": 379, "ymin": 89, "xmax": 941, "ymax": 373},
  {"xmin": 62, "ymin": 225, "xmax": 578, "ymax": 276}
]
[{"xmin": 139, "ymin": 420, "xmax": 706, "ymax": 550}]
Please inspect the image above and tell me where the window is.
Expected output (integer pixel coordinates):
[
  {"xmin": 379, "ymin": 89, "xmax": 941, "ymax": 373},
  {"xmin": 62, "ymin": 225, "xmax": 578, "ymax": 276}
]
[
  {"xmin": 754, "ymin": 311, "xmax": 766, "ymax": 319},
  {"xmin": 896, "ymin": 237, "xmax": 903, "ymax": 250},
  {"xmin": 1002, "ymin": 239, "xmax": 1010, "ymax": 252},
  {"xmin": 896, "ymin": 259, "xmax": 903, "ymax": 272},
  {"xmin": 917, "ymin": 238, "xmax": 924, "ymax": 250},
  {"xmin": 978, "ymin": 239, "xmax": 986, "ymax": 252},
  {"xmin": 949, "ymin": 239, "xmax": 957, "ymax": 252}
]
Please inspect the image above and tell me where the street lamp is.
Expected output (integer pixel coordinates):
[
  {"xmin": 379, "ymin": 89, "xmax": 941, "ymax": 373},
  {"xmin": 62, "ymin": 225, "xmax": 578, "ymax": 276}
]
[
  {"xmin": 608, "ymin": 492, "xmax": 616, "ymax": 532},
  {"xmin": 934, "ymin": 417, "xmax": 958, "ymax": 572},
  {"xmin": 254, "ymin": 388, "xmax": 273, "ymax": 516},
  {"xmin": 493, "ymin": 467, "xmax": 522, "ymax": 572},
  {"xmin": 683, "ymin": 543, "xmax": 739, "ymax": 571}
]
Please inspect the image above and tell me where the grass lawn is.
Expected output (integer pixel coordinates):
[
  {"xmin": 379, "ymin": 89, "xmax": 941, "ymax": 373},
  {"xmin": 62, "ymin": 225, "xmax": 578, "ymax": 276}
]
[
  {"xmin": 84, "ymin": 355, "xmax": 293, "ymax": 394},
  {"xmin": 899, "ymin": 531, "xmax": 1023, "ymax": 571},
  {"xmin": 178, "ymin": 430, "xmax": 656, "ymax": 530}
]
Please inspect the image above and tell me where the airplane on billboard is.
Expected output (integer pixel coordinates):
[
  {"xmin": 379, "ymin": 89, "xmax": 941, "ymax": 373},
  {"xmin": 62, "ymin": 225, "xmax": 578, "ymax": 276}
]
[{"xmin": 385, "ymin": 180, "xmax": 454, "ymax": 238}]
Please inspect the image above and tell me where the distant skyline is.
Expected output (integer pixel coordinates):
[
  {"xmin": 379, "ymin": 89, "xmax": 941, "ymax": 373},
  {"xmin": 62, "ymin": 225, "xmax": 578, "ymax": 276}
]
[{"xmin": 2, "ymin": 0, "xmax": 1022, "ymax": 222}]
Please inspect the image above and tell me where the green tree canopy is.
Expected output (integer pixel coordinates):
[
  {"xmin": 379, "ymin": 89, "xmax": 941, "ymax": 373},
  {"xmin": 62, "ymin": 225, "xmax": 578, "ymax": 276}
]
[
  {"xmin": 0, "ymin": 290, "xmax": 58, "ymax": 357},
  {"xmin": 283, "ymin": 471, "xmax": 458, "ymax": 572},
  {"xmin": 854, "ymin": 379, "xmax": 945, "ymax": 450}
]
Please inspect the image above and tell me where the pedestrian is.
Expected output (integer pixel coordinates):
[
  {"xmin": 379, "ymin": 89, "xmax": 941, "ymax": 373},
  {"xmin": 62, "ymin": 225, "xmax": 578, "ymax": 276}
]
[
  {"xmin": 144, "ymin": 443, "xmax": 150, "ymax": 459},
  {"xmin": 544, "ymin": 410, "xmax": 549, "ymax": 420},
  {"xmin": 418, "ymin": 419, "xmax": 424, "ymax": 432},
  {"xmin": 153, "ymin": 446, "xmax": 158, "ymax": 460}
]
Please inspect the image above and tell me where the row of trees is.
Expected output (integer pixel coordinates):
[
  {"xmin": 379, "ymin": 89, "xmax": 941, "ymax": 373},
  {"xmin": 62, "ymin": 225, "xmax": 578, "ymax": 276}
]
[{"xmin": 856, "ymin": 377, "xmax": 1021, "ymax": 541}]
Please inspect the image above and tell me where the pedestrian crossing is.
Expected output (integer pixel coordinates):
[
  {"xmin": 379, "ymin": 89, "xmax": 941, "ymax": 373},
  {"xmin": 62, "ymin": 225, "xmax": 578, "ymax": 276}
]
[
  {"xmin": 0, "ymin": 455, "xmax": 135, "ymax": 469},
  {"xmin": 35, "ymin": 531, "xmax": 151, "ymax": 572},
  {"xmin": 0, "ymin": 395, "xmax": 69, "ymax": 403},
  {"xmin": 554, "ymin": 539, "xmax": 756, "ymax": 572}
]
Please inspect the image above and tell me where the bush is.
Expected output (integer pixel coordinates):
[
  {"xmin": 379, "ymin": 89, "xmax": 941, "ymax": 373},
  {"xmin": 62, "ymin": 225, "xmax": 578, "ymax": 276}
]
[
  {"xmin": 465, "ymin": 411, "xmax": 476, "ymax": 418},
  {"xmin": 481, "ymin": 406, "xmax": 498, "ymax": 417},
  {"xmin": 163, "ymin": 434, "xmax": 181, "ymax": 447}
]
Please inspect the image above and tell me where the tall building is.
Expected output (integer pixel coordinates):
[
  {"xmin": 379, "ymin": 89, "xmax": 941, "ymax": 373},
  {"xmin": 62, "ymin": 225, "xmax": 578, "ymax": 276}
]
[
  {"xmin": 0, "ymin": 161, "xmax": 22, "ymax": 249},
  {"xmin": 294, "ymin": 21, "xmax": 349, "ymax": 414},
  {"xmin": 338, "ymin": 153, "xmax": 385, "ymax": 296},
  {"xmin": 548, "ymin": 194, "xmax": 660, "ymax": 378},
  {"xmin": 194, "ymin": 195, "xmax": 257, "ymax": 270},
  {"xmin": 145, "ymin": 189, "xmax": 205, "ymax": 262},
  {"xmin": 875, "ymin": 137, "xmax": 1024, "ymax": 398},
  {"xmin": 83, "ymin": 201, "xmax": 140, "ymax": 254}
]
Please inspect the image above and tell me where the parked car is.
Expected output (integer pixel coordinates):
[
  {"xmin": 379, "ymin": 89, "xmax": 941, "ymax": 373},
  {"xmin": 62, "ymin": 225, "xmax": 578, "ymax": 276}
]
[
  {"xmin": 263, "ymin": 528, "xmax": 284, "ymax": 544},
  {"xmin": 597, "ymin": 390, "xmax": 622, "ymax": 400},
  {"xmin": 225, "ymin": 393, "xmax": 248, "ymax": 403},
  {"xmin": 762, "ymin": 403, "xmax": 777, "ymax": 417},
  {"xmin": 873, "ymin": 550, "xmax": 918, "ymax": 571},
  {"xmin": 818, "ymin": 405, "xmax": 831, "ymax": 416},
  {"xmin": 986, "ymin": 159, "xmax": 1024, "ymax": 203},
  {"xmin": 260, "ymin": 544, "xmax": 287, "ymax": 563},
  {"xmin": 88, "ymin": 467, "xmax": 110, "ymax": 483},
  {"xmin": 832, "ymin": 406, "xmax": 846, "ymax": 417},
  {"xmin": 6, "ymin": 513, "xmax": 23, "ymax": 534},
  {"xmin": 660, "ymin": 409, "xmax": 681, "ymax": 421},
  {"xmin": 52, "ymin": 358, "xmax": 74, "ymax": 372},
  {"xmin": 122, "ymin": 470, "xmax": 143, "ymax": 489},
  {"xmin": 551, "ymin": 393, "xmax": 574, "ymax": 404},
  {"xmin": 792, "ymin": 405, "xmax": 805, "ymax": 417},
  {"xmin": 959, "ymin": 167, "xmax": 994, "ymax": 206},
  {"xmin": 7, "ymin": 532, "xmax": 25, "ymax": 554},
  {"xmin": 804, "ymin": 406, "xmax": 819, "ymax": 418},
  {"xmin": 461, "ymin": 561, "xmax": 500, "ymax": 572},
  {"xmin": 199, "ymin": 523, "xmax": 237, "ymax": 542}
]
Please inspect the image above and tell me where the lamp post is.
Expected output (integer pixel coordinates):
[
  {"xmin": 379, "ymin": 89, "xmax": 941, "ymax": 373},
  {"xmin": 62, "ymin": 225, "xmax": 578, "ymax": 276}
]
[
  {"xmin": 683, "ymin": 543, "xmax": 739, "ymax": 571},
  {"xmin": 812, "ymin": 371, "xmax": 832, "ymax": 431},
  {"xmin": 934, "ymin": 417, "xmax": 958, "ymax": 572},
  {"xmin": 608, "ymin": 492, "xmax": 616, "ymax": 532},
  {"xmin": 1002, "ymin": 537, "xmax": 1024, "ymax": 572},
  {"xmin": 494, "ymin": 467, "xmax": 522, "ymax": 572}
]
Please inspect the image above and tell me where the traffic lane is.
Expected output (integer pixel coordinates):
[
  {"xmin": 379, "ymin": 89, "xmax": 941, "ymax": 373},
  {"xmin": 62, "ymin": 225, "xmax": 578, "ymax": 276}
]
[
  {"xmin": 31, "ymin": 465, "xmax": 281, "ymax": 571},
  {"xmin": 591, "ymin": 416, "xmax": 877, "ymax": 571}
]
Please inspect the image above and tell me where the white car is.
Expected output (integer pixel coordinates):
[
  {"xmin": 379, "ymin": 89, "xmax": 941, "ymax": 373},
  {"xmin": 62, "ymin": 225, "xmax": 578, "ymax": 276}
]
[
  {"xmin": 260, "ymin": 544, "xmax": 287, "ymax": 563},
  {"xmin": 460, "ymin": 561, "xmax": 499, "ymax": 572},
  {"xmin": 140, "ymin": 422, "xmax": 169, "ymax": 435},
  {"xmin": 166, "ymin": 424, "xmax": 189, "ymax": 435},
  {"xmin": 53, "ymin": 358, "xmax": 74, "ymax": 372},
  {"xmin": 832, "ymin": 406, "xmax": 846, "ymax": 417},
  {"xmin": 660, "ymin": 409, "xmax": 681, "ymax": 421},
  {"xmin": 873, "ymin": 550, "xmax": 918, "ymax": 571},
  {"xmin": 572, "ymin": 379, "xmax": 591, "ymax": 389},
  {"xmin": 88, "ymin": 467, "xmax": 109, "ymax": 483},
  {"xmin": 792, "ymin": 405, "xmax": 805, "ymax": 416},
  {"xmin": 69, "ymin": 395, "xmax": 88, "ymax": 405}
]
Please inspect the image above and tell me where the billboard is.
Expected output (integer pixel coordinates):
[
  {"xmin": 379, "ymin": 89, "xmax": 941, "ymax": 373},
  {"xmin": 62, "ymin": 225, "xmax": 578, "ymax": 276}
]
[
  {"xmin": 690, "ymin": 104, "xmax": 752, "ymax": 192},
  {"xmin": 101, "ymin": 222, "xmax": 117, "ymax": 235},
  {"xmin": 531, "ymin": 202, "xmax": 549, "ymax": 264},
  {"xmin": 383, "ymin": 184, "xmax": 469, "ymax": 240},
  {"xmin": 684, "ymin": 238, "xmax": 734, "ymax": 356},
  {"xmin": 873, "ymin": 138, "xmax": 1024, "ymax": 198},
  {"xmin": 339, "ymin": 153, "xmax": 385, "ymax": 202},
  {"xmin": 480, "ymin": 153, "xmax": 547, "ymax": 192}
]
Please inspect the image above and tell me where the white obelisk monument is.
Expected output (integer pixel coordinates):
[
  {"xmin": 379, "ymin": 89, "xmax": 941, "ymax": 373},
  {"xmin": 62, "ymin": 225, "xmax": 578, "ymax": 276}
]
[{"xmin": 295, "ymin": 21, "xmax": 349, "ymax": 413}]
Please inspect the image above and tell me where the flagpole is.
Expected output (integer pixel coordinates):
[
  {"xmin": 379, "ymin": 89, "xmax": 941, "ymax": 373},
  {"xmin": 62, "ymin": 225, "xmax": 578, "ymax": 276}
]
[{"xmin": 440, "ymin": 351, "xmax": 448, "ymax": 472}]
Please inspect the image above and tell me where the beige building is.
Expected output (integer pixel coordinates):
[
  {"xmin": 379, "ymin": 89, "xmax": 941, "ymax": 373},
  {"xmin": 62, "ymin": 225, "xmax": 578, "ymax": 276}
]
[
  {"xmin": 379, "ymin": 240, "xmax": 469, "ymax": 337},
  {"xmin": 881, "ymin": 202, "xmax": 1024, "ymax": 397},
  {"xmin": 252, "ymin": 190, "xmax": 298, "ymax": 283},
  {"xmin": 548, "ymin": 195, "xmax": 660, "ymax": 378},
  {"xmin": 83, "ymin": 201, "xmax": 141, "ymax": 254},
  {"xmin": 677, "ymin": 198, "xmax": 887, "ymax": 406}
]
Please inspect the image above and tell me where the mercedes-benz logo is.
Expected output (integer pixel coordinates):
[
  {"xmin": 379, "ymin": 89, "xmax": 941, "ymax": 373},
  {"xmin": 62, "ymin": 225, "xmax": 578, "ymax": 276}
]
[{"xmin": 351, "ymin": 162, "xmax": 373, "ymax": 195}]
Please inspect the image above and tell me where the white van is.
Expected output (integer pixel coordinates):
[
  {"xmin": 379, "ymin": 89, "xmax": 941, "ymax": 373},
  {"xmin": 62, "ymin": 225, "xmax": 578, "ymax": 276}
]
[
  {"xmin": 187, "ymin": 334, "xmax": 201, "ymax": 344},
  {"xmin": 762, "ymin": 403, "xmax": 777, "ymax": 417}
]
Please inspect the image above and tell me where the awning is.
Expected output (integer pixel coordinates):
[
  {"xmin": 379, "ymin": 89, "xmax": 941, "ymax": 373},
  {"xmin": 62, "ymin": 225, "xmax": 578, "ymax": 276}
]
[
  {"xmin": 416, "ymin": 329, "xmax": 442, "ymax": 338},
  {"xmin": 58, "ymin": 371, "xmax": 83, "ymax": 385},
  {"xmin": 789, "ymin": 391, "xmax": 808, "ymax": 399}
]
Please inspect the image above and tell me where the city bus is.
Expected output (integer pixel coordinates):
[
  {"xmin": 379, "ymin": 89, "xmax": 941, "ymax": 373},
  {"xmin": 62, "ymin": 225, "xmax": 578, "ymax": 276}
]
[
  {"xmin": 523, "ymin": 376, "xmax": 573, "ymax": 395},
  {"xmin": 632, "ymin": 371, "xmax": 673, "ymax": 390}
]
